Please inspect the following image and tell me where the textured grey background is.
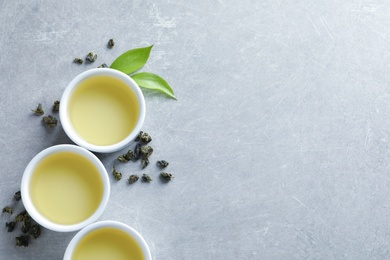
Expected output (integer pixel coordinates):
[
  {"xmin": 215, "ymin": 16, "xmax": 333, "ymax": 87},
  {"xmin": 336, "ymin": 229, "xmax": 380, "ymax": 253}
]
[{"xmin": 1, "ymin": 0, "xmax": 390, "ymax": 259}]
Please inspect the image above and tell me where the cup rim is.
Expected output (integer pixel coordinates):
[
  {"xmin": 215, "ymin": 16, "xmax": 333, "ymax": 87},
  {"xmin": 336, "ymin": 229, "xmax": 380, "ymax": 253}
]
[
  {"xmin": 21, "ymin": 144, "xmax": 110, "ymax": 232},
  {"xmin": 63, "ymin": 220, "xmax": 152, "ymax": 260},
  {"xmin": 60, "ymin": 68, "xmax": 146, "ymax": 153}
]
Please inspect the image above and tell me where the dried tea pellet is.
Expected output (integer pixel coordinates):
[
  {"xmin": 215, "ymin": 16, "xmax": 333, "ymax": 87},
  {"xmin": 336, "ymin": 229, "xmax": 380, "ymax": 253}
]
[
  {"xmin": 21, "ymin": 218, "xmax": 31, "ymax": 233},
  {"xmin": 15, "ymin": 235, "xmax": 29, "ymax": 247},
  {"xmin": 142, "ymin": 174, "xmax": 153, "ymax": 182},
  {"xmin": 118, "ymin": 150, "xmax": 135, "ymax": 162},
  {"xmin": 86, "ymin": 52, "xmax": 97, "ymax": 63},
  {"xmin": 107, "ymin": 38, "xmax": 115, "ymax": 48},
  {"xmin": 32, "ymin": 103, "xmax": 44, "ymax": 116},
  {"xmin": 2, "ymin": 206, "xmax": 13, "ymax": 214},
  {"xmin": 53, "ymin": 100, "xmax": 60, "ymax": 112},
  {"xmin": 14, "ymin": 211, "xmax": 29, "ymax": 222},
  {"xmin": 135, "ymin": 131, "xmax": 143, "ymax": 142},
  {"xmin": 14, "ymin": 191, "xmax": 21, "ymax": 201},
  {"xmin": 42, "ymin": 115, "xmax": 58, "ymax": 127},
  {"xmin": 98, "ymin": 63, "xmax": 108, "ymax": 68},
  {"xmin": 140, "ymin": 146, "xmax": 153, "ymax": 159},
  {"xmin": 140, "ymin": 132, "xmax": 152, "ymax": 144},
  {"xmin": 73, "ymin": 58, "xmax": 83, "ymax": 64},
  {"xmin": 29, "ymin": 224, "xmax": 41, "ymax": 239},
  {"xmin": 128, "ymin": 174, "xmax": 139, "ymax": 184},
  {"xmin": 5, "ymin": 221, "xmax": 16, "ymax": 232},
  {"xmin": 141, "ymin": 158, "xmax": 149, "ymax": 169},
  {"xmin": 112, "ymin": 166, "xmax": 122, "ymax": 181},
  {"xmin": 134, "ymin": 143, "xmax": 141, "ymax": 160},
  {"xmin": 157, "ymin": 160, "xmax": 169, "ymax": 168},
  {"xmin": 160, "ymin": 172, "xmax": 174, "ymax": 181}
]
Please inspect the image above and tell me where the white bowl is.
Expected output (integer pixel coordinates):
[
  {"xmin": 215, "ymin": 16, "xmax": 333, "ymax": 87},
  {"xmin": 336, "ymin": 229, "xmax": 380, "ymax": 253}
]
[
  {"xmin": 63, "ymin": 220, "xmax": 152, "ymax": 260},
  {"xmin": 21, "ymin": 144, "xmax": 110, "ymax": 232},
  {"xmin": 60, "ymin": 68, "xmax": 146, "ymax": 153}
]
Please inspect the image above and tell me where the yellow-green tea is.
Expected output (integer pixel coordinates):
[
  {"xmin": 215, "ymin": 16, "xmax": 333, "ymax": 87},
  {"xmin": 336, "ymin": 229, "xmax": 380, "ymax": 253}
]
[
  {"xmin": 30, "ymin": 152, "xmax": 103, "ymax": 225},
  {"xmin": 69, "ymin": 75, "xmax": 140, "ymax": 146},
  {"xmin": 72, "ymin": 227, "xmax": 145, "ymax": 260}
]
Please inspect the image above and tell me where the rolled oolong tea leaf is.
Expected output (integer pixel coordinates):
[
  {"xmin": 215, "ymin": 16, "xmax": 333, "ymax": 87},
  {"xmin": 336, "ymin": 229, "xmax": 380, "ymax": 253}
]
[
  {"xmin": 124, "ymin": 150, "xmax": 135, "ymax": 161},
  {"xmin": 117, "ymin": 155, "xmax": 129, "ymax": 163},
  {"xmin": 5, "ymin": 221, "xmax": 16, "ymax": 232},
  {"xmin": 110, "ymin": 45, "xmax": 153, "ymax": 75},
  {"xmin": 135, "ymin": 131, "xmax": 143, "ymax": 142},
  {"xmin": 118, "ymin": 150, "xmax": 135, "ymax": 162},
  {"xmin": 157, "ymin": 160, "xmax": 169, "ymax": 168},
  {"xmin": 14, "ymin": 191, "xmax": 21, "ymax": 201},
  {"xmin": 86, "ymin": 52, "xmax": 97, "ymax": 63},
  {"xmin": 160, "ymin": 172, "xmax": 174, "ymax": 181},
  {"xmin": 21, "ymin": 218, "xmax": 31, "ymax": 233},
  {"xmin": 73, "ymin": 58, "xmax": 83, "ymax": 64},
  {"xmin": 15, "ymin": 211, "xmax": 29, "ymax": 222},
  {"xmin": 140, "ymin": 146, "xmax": 153, "ymax": 159},
  {"xmin": 29, "ymin": 224, "xmax": 41, "ymax": 239},
  {"xmin": 107, "ymin": 38, "xmax": 115, "ymax": 48},
  {"xmin": 134, "ymin": 143, "xmax": 142, "ymax": 160},
  {"xmin": 112, "ymin": 165, "xmax": 122, "ymax": 181},
  {"xmin": 53, "ymin": 100, "xmax": 60, "ymax": 112},
  {"xmin": 131, "ymin": 72, "xmax": 176, "ymax": 100},
  {"xmin": 140, "ymin": 132, "xmax": 152, "ymax": 144},
  {"xmin": 42, "ymin": 115, "xmax": 58, "ymax": 127},
  {"xmin": 142, "ymin": 174, "xmax": 153, "ymax": 182},
  {"xmin": 32, "ymin": 103, "xmax": 44, "ymax": 116},
  {"xmin": 15, "ymin": 235, "xmax": 29, "ymax": 247},
  {"xmin": 2, "ymin": 206, "xmax": 13, "ymax": 214},
  {"xmin": 98, "ymin": 63, "xmax": 108, "ymax": 68},
  {"xmin": 141, "ymin": 158, "xmax": 149, "ymax": 169},
  {"xmin": 128, "ymin": 174, "xmax": 139, "ymax": 184}
]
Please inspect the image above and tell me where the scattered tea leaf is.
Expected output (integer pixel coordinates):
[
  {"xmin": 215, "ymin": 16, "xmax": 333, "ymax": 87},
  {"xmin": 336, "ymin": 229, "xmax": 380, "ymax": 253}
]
[
  {"xmin": 2, "ymin": 206, "xmax": 13, "ymax": 214},
  {"xmin": 107, "ymin": 38, "xmax": 115, "ymax": 49},
  {"xmin": 118, "ymin": 150, "xmax": 135, "ymax": 162},
  {"xmin": 135, "ymin": 131, "xmax": 143, "ymax": 142},
  {"xmin": 5, "ymin": 221, "xmax": 16, "ymax": 232},
  {"xmin": 14, "ymin": 191, "xmax": 21, "ymax": 201},
  {"xmin": 86, "ymin": 52, "xmax": 97, "ymax": 63},
  {"xmin": 53, "ymin": 100, "xmax": 60, "ymax": 112},
  {"xmin": 140, "ymin": 132, "xmax": 152, "ymax": 144},
  {"xmin": 42, "ymin": 115, "xmax": 58, "ymax": 127},
  {"xmin": 110, "ymin": 45, "xmax": 153, "ymax": 75},
  {"xmin": 112, "ymin": 165, "xmax": 122, "ymax": 181},
  {"xmin": 140, "ymin": 146, "xmax": 153, "ymax": 159},
  {"xmin": 32, "ymin": 103, "xmax": 44, "ymax": 116},
  {"xmin": 15, "ymin": 211, "xmax": 29, "ymax": 222},
  {"xmin": 73, "ymin": 58, "xmax": 83, "ymax": 64},
  {"xmin": 141, "ymin": 158, "xmax": 149, "ymax": 169},
  {"xmin": 128, "ymin": 174, "xmax": 139, "ymax": 184},
  {"xmin": 21, "ymin": 218, "xmax": 31, "ymax": 234},
  {"xmin": 160, "ymin": 172, "xmax": 174, "ymax": 181},
  {"xmin": 157, "ymin": 160, "xmax": 169, "ymax": 168},
  {"xmin": 131, "ymin": 72, "xmax": 176, "ymax": 100},
  {"xmin": 134, "ymin": 143, "xmax": 141, "ymax": 160},
  {"xmin": 98, "ymin": 63, "xmax": 108, "ymax": 68},
  {"xmin": 15, "ymin": 235, "xmax": 29, "ymax": 247},
  {"xmin": 29, "ymin": 224, "xmax": 41, "ymax": 239},
  {"xmin": 142, "ymin": 174, "xmax": 153, "ymax": 182},
  {"xmin": 118, "ymin": 155, "xmax": 128, "ymax": 163}
]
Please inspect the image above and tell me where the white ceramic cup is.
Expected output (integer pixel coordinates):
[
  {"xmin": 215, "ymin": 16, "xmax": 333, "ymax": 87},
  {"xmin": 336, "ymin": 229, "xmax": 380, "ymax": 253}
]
[
  {"xmin": 63, "ymin": 220, "xmax": 152, "ymax": 260},
  {"xmin": 60, "ymin": 68, "xmax": 146, "ymax": 153},
  {"xmin": 21, "ymin": 144, "xmax": 110, "ymax": 232}
]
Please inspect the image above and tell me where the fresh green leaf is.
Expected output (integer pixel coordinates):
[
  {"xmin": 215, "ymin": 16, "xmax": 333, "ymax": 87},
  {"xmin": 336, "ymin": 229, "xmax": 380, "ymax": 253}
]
[
  {"xmin": 131, "ymin": 72, "xmax": 176, "ymax": 100},
  {"xmin": 110, "ymin": 45, "xmax": 153, "ymax": 74}
]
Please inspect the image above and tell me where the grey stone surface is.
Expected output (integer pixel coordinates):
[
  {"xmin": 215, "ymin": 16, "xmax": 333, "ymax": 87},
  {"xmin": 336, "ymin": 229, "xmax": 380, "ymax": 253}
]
[{"xmin": 1, "ymin": 0, "xmax": 390, "ymax": 259}]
